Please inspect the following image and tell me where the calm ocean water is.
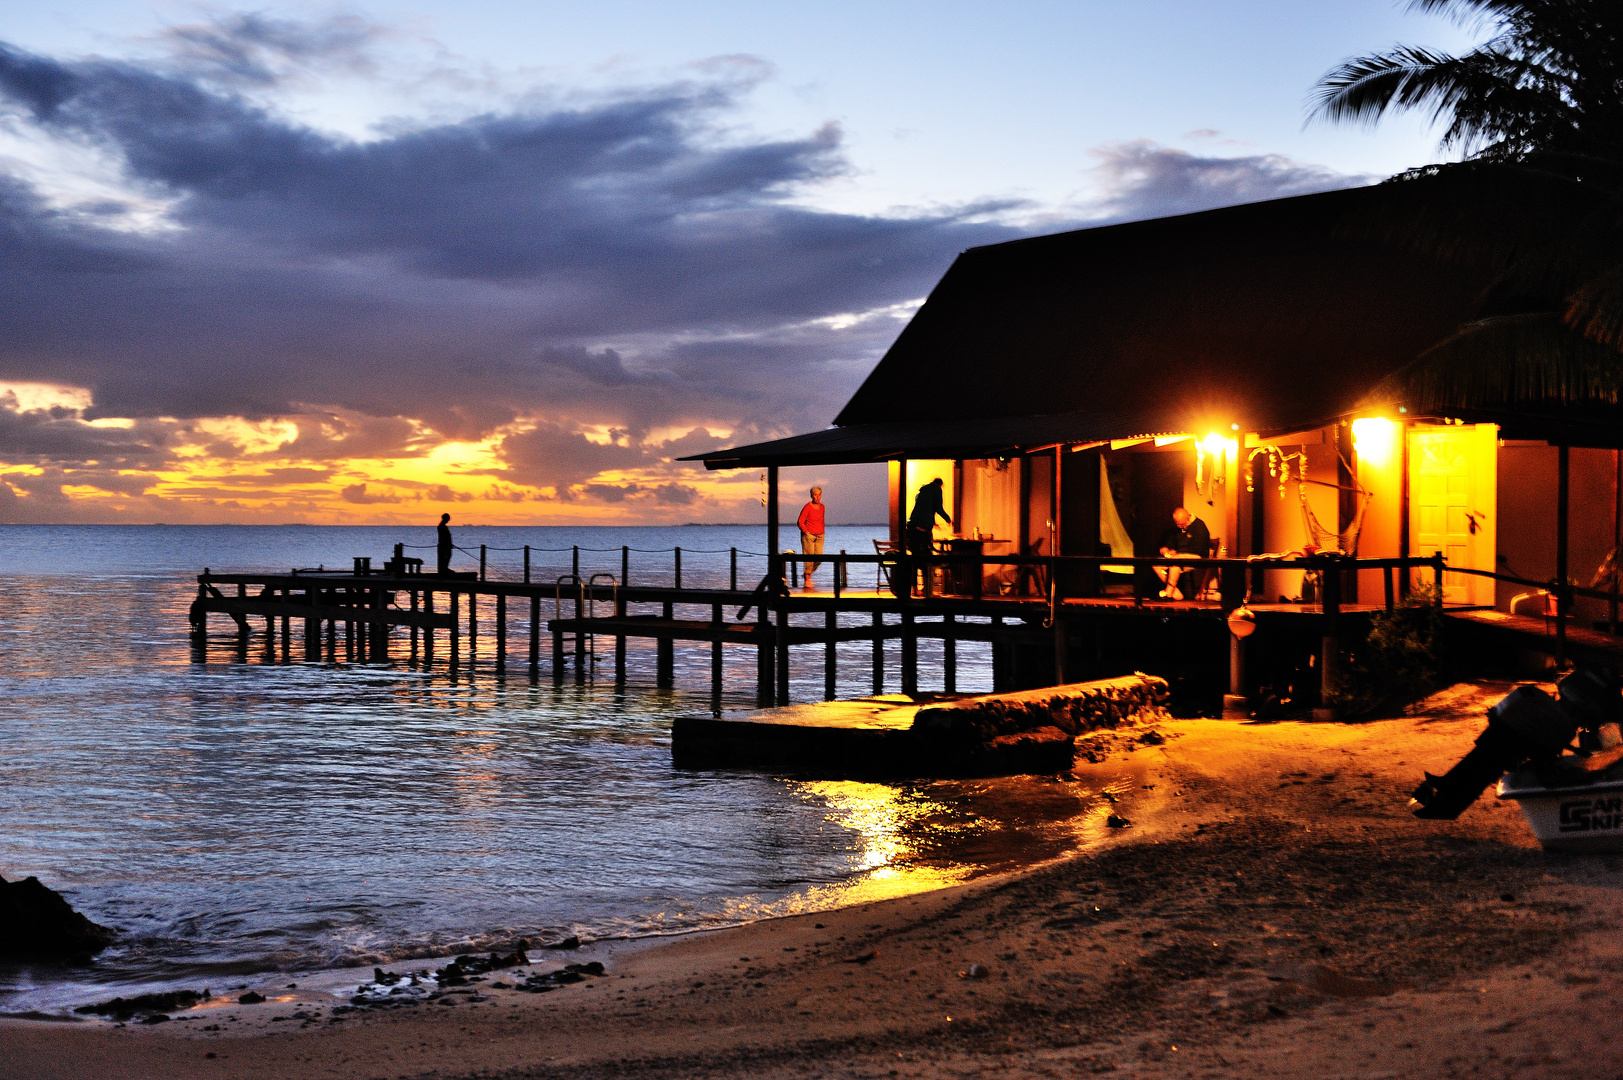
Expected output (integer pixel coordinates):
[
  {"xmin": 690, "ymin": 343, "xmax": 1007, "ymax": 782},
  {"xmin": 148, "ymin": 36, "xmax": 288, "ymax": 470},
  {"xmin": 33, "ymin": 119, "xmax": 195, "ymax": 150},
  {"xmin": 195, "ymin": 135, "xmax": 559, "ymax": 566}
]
[{"xmin": 0, "ymin": 525, "xmax": 1096, "ymax": 1016}]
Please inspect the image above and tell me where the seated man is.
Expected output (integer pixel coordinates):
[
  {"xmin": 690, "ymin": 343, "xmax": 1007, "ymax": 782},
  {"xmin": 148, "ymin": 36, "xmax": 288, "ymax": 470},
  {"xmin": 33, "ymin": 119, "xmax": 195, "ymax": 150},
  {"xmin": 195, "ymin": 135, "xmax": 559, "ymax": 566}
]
[{"xmin": 1153, "ymin": 507, "xmax": 1210, "ymax": 599}]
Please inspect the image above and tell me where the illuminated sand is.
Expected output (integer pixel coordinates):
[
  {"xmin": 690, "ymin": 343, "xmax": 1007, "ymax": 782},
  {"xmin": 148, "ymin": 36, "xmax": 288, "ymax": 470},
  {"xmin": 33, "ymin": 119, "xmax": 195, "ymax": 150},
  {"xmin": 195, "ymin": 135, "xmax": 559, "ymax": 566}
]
[{"xmin": 8, "ymin": 682, "xmax": 1623, "ymax": 1080}]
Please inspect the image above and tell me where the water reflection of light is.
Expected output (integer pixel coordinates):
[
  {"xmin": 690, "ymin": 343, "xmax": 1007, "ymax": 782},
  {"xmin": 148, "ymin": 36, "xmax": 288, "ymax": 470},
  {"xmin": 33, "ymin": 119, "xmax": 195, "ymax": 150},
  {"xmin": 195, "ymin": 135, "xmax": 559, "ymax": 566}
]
[{"xmin": 782, "ymin": 781, "xmax": 992, "ymax": 905}]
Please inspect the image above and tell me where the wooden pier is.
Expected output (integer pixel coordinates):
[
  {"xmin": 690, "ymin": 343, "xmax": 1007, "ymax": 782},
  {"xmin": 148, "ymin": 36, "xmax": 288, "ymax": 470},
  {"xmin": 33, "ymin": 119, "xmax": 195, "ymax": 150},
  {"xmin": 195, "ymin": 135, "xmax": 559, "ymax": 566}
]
[{"xmin": 187, "ymin": 542, "xmax": 1498, "ymax": 714}]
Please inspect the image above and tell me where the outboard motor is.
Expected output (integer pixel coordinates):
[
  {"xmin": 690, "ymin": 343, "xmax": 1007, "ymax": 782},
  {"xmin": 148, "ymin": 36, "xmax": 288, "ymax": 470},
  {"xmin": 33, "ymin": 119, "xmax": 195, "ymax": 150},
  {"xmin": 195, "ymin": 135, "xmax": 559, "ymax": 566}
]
[{"xmin": 1409, "ymin": 668, "xmax": 1621, "ymax": 820}]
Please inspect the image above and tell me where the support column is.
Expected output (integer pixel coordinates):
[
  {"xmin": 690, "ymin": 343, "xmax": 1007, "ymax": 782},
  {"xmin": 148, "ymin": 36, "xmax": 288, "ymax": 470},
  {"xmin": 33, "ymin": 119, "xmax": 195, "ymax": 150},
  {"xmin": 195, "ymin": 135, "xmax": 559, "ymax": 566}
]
[
  {"xmin": 449, "ymin": 591, "xmax": 460, "ymax": 668},
  {"xmin": 871, "ymin": 611, "xmax": 884, "ymax": 694},
  {"xmin": 943, "ymin": 612, "xmax": 956, "ymax": 694},
  {"xmin": 529, "ymin": 594, "xmax": 540, "ymax": 675},
  {"xmin": 901, "ymin": 608, "xmax": 917, "ymax": 697},
  {"xmin": 657, "ymin": 600, "xmax": 674, "ymax": 688},
  {"xmin": 757, "ymin": 606, "xmax": 774, "ymax": 707},
  {"xmin": 1558, "ymin": 443, "xmax": 1570, "ymax": 666},
  {"xmin": 824, "ymin": 608, "xmax": 837, "ymax": 701},
  {"xmin": 410, "ymin": 589, "xmax": 420, "ymax": 661},
  {"xmin": 712, "ymin": 602, "xmax": 725, "ymax": 715},
  {"xmin": 767, "ymin": 466, "xmax": 781, "ymax": 588},
  {"xmin": 1314, "ymin": 559, "xmax": 1342, "ymax": 720},
  {"xmin": 775, "ymin": 596, "xmax": 790, "ymax": 706},
  {"xmin": 496, "ymin": 592, "xmax": 507, "ymax": 673},
  {"xmin": 615, "ymin": 591, "xmax": 627, "ymax": 684},
  {"xmin": 424, "ymin": 590, "xmax": 435, "ymax": 663}
]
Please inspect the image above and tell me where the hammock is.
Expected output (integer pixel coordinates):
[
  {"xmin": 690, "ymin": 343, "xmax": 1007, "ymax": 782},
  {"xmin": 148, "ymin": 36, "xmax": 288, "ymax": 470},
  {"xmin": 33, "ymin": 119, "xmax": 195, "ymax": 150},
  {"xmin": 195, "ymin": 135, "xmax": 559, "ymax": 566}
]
[{"xmin": 1297, "ymin": 455, "xmax": 1371, "ymax": 556}]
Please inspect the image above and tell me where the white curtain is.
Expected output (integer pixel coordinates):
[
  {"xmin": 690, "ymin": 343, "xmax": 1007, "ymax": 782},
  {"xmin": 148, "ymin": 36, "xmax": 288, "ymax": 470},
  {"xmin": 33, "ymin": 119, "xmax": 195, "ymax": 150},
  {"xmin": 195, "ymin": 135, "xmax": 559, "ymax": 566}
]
[{"xmin": 1100, "ymin": 456, "xmax": 1135, "ymax": 574}]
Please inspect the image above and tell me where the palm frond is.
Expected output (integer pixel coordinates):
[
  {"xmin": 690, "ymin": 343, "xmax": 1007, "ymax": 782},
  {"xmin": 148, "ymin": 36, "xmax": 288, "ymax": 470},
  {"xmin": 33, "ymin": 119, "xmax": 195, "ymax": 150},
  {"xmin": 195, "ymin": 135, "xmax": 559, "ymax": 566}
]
[
  {"xmin": 1366, "ymin": 313, "xmax": 1623, "ymax": 415},
  {"xmin": 1566, "ymin": 262, "xmax": 1623, "ymax": 350}
]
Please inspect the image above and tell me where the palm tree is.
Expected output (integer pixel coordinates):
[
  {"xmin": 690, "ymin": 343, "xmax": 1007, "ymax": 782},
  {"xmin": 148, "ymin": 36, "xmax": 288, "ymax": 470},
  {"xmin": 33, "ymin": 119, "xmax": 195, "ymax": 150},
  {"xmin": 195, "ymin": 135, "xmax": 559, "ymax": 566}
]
[{"xmin": 1309, "ymin": 0, "xmax": 1623, "ymax": 433}]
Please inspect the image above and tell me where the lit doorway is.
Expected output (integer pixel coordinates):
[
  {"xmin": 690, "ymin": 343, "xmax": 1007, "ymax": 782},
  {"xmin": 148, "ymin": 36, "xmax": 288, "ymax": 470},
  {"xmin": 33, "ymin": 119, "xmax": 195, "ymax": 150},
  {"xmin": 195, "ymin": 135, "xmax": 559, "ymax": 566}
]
[{"xmin": 1408, "ymin": 423, "xmax": 1498, "ymax": 605}]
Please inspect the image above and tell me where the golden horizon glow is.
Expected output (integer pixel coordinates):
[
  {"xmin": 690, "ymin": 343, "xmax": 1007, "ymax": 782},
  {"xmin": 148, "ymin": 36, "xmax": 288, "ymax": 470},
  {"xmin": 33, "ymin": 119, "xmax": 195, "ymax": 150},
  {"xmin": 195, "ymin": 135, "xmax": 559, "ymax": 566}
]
[{"xmin": 0, "ymin": 386, "xmax": 770, "ymax": 524}]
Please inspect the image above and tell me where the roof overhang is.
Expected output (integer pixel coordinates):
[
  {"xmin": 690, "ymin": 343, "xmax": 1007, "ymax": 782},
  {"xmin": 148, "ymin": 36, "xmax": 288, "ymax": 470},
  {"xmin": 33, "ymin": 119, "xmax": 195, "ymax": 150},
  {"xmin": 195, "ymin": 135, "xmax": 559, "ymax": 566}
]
[{"xmin": 684, "ymin": 411, "xmax": 1187, "ymax": 470}]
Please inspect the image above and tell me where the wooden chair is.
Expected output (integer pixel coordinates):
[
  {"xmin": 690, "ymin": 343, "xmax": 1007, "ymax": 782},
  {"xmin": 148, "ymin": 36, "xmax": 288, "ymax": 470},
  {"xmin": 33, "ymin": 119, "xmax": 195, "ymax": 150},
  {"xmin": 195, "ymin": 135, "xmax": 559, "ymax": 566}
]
[
  {"xmin": 873, "ymin": 539, "xmax": 901, "ymax": 591},
  {"xmin": 1174, "ymin": 538, "xmax": 1222, "ymax": 601}
]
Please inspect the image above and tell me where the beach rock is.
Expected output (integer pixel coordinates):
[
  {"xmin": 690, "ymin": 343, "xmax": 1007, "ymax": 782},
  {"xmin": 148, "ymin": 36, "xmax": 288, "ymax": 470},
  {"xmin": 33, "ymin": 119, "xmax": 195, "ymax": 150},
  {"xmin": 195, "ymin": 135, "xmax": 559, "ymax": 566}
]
[
  {"xmin": 238, "ymin": 991, "xmax": 265, "ymax": 1004},
  {"xmin": 912, "ymin": 674, "xmax": 1172, "ymax": 746},
  {"xmin": 75, "ymin": 989, "xmax": 206, "ymax": 1020},
  {"xmin": 552, "ymin": 935, "xmax": 581, "ymax": 950},
  {"xmin": 1106, "ymin": 814, "xmax": 1133, "ymax": 829},
  {"xmin": 0, "ymin": 874, "xmax": 116, "ymax": 961}
]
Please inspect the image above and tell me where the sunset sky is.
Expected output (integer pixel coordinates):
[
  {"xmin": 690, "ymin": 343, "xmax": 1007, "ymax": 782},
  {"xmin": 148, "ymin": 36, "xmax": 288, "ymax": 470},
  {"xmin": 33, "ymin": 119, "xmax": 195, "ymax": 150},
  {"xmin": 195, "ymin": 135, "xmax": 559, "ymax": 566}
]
[{"xmin": 0, "ymin": 1, "xmax": 1479, "ymax": 525}]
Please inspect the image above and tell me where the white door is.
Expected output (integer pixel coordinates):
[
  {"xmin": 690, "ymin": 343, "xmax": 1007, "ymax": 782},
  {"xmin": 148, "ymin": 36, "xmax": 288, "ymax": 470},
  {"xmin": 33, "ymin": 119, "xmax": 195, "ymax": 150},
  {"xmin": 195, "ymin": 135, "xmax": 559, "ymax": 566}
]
[{"xmin": 1409, "ymin": 424, "xmax": 1497, "ymax": 606}]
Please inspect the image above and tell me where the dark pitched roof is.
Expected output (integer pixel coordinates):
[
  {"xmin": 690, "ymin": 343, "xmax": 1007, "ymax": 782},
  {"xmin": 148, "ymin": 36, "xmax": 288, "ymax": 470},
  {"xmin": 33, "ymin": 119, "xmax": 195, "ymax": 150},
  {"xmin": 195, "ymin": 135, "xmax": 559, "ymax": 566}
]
[{"xmin": 833, "ymin": 185, "xmax": 1496, "ymax": 434}]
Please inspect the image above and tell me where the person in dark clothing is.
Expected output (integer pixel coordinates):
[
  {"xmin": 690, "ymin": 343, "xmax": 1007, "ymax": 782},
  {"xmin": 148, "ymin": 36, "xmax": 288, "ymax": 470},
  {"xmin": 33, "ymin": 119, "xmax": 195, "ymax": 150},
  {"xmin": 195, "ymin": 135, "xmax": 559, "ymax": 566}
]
[
  {"xmin": 906, "ymin": 478, "xmax": 952, "ymax": 556},
  {"xmin": 437, "ymin": 513, "xmax": 454, "ymax": 575},
  {"xmin": 1154, "ymin": 507, "xmax": 1210, "ymax": 599}
]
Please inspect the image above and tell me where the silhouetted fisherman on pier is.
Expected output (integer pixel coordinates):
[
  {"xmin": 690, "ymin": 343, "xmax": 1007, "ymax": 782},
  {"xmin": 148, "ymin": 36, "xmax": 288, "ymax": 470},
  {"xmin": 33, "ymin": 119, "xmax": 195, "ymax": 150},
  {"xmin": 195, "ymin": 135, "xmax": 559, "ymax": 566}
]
[{"xmin": 437, "ymin": 513, "xmax": 453, "ymax": 575}]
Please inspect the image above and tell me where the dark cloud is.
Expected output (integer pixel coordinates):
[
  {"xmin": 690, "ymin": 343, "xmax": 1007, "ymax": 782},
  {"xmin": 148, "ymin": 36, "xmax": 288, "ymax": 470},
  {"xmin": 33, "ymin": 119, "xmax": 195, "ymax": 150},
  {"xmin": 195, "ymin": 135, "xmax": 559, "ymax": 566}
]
[
  {"xmin": 340, "ymin": 482, "xmax": 401, "ymax": 504},
  {"xmin": 1087, "ymin": 141, "xmax": 1368, "ymax": 223},
  {"xmin": 153, "ymin": 12, "xmax": 388, "ymax": 88},
  {"xmin": 0, "ymin": 37, "xmax": 1015, "ymax": 450},
  {"xmin": 0, "ymin": 29, "xmax": 1364, "ymax": 522}
]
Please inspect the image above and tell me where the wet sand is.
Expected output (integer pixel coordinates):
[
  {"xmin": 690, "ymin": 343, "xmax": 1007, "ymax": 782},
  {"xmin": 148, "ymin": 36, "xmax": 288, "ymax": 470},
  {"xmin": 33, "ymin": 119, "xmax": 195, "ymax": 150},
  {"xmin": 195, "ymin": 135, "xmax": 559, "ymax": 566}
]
[{"xmin": 6, "ymin": 680, "xmax": 1622, "ymax": 1080}]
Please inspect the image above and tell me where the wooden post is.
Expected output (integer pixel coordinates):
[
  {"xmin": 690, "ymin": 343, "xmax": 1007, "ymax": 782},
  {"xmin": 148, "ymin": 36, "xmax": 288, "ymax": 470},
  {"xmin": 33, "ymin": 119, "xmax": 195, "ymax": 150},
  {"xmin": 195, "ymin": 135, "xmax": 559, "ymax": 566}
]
[
  {"xmin": 615, "ymin": 590, "xmax": 627, "ymax": 684},
  {"xmin": 1383, "ymin": 566, "xmax": 1395, "ymax": 614},
  {"xmin": 1613, "ymin": 448, "xmax": 1621, "ymax": 635},
  {"xmin": 468, "ymin": 590, "xmax": 478, "ymax": 657},
  {"xmin": 574, "ymin": 583, "xmax": 584, "ymax": 682},
  {"xmin": 496, "ymin": 592, "xmax": 507, "ymax": 672},
  {"xmin": 658, "ymin": 600, "xmax": 674, "ymax": 688},
  {"xmin": 674, "ymin": 547, "xmax": 682, "ymax": 590},
  {"xmin": 573, "ymin": 545, "xmax": 580, "ymax": 582},
  {"xmin": 424, "ymin": 590, "xmax": 435, "ymax": 663},
  {"xmin": 943, "ymin": 612, "xmax": 957, "ymax": 694},
  {"xmin": 305, "ymin": 588, "xmax": 319, "ymax": 660},
  {"xmin": 1316, "ymin": 558, "xmax": 1341, "ymax": 719},
  {"xmin": 757, "ymin": 604, "xmax": 774, "ymax": 707},
  {"xmin": 552, "ymin": 620, "xmax": 564, "ymax": 683},
  {"xmin": 450, "ymin": 591, "xmax": 460, "ymax": 668},
  {"xmin": 529, "ymin": 594, "xmax": 540, "ymax": 675},
  {"xmin": 621, "ymin": 546, "xmax": 630, "ymax": 588},
  {"xmin": 901, "ymin": 608, "xmax": 917, "ymax": 696},
  {"xmin": 775, "ymin": 592, "xmax": 790, "ymax": 706},
  {"xmin": 524, "ymin": 545, "xmax": 531, "ymax": 584},
  {"xmin": 1557, "ymin": 443, "xmax": 1570, "ymax": 667},
  {"xmin": 730, "ymin": 548, "xmax": 738, "ymax": 592},
  {"xmin": 1222, "ymin": 563, "xmax": 1246, "ymax": 718},
  {"xmin": 767, "ymin": 467, "xmax": 781, "ymax": 588},
  {"xmin": 280, "ymin": 593, "xmax": 290, "ymax": 658},
  {"xmin": 712, "ymin": 602, "xmax": 725, "ymax": 715},
  {"xmin": 410, "ymin": 589, "xmax": 419, "ymax": 659},
  {"xmin": 824, "ymin": 608, "xmax": 837, "ymax": 701},
  {"xmin": 872, "ymin": 611, "xmax": 884, "ymax": 694},
  {"xmin": 480, "ymin": 544, "xmax": 487, "ymax": 582},
  {"xmin": 374, "ymin": 584, "xmax": 387, "ymax": 662}
]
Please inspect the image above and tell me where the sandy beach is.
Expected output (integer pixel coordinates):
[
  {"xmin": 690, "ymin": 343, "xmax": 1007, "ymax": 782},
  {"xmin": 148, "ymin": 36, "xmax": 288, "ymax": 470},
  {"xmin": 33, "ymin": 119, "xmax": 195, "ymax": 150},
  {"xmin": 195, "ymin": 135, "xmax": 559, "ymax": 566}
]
[{"xmin": 7, "ymin": 680, "xmax": 1621, "ymax": 1080}]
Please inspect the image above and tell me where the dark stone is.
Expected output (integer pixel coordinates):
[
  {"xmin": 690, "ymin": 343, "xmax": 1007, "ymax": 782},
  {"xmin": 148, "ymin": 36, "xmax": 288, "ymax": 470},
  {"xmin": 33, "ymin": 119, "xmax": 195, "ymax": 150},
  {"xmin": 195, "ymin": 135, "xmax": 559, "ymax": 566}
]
[
  {"xmin": 74, "ymin": 990, "xmax": 205, "ymax": 1019},
  {"xmin": 142, "ymin": 1013, "xmax": 170, "ymax": 1024},
  {"xmin": 437, "ymin": 962, "xmax": 467, "ymax": 986},
  {"xmin": 1106, "ymin": 815, "xmax": 1133, "ymax": 829},
  {"xmin": 237, "ymin": 991, "xmax": 265, "ymax": 1004},
  {"xmin": 552, "ymin": 935, "xmax": 581, "ymax": 950},
  {"xmin": 0, "ymin": 874, "xmax": 116, "ymax": 961}
]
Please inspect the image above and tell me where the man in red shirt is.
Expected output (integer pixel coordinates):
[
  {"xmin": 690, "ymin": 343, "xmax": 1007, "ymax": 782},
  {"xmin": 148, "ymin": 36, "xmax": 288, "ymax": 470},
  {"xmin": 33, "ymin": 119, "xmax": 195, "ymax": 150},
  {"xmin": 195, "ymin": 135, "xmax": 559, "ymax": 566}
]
[{"xmin": 796, "ymin": 486, "xmax": 826, "ymax": 591}]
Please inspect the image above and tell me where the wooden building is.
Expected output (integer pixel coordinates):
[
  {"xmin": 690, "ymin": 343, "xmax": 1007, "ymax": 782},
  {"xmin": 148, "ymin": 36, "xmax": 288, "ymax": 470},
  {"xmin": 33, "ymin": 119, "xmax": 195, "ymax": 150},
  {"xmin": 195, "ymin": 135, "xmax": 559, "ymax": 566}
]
[{"xmin": 692, "ymin": 183, "xmax": 1623, "ymax": 627}]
